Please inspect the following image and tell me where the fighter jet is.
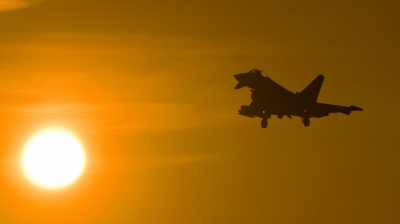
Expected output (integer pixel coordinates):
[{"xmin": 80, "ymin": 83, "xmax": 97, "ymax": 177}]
[{"xmin": 234, "ymin": 69, "xmax": 363, "ymax": 128}]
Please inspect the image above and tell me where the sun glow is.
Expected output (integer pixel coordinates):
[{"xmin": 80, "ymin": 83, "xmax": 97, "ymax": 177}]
[{"xmin": 22, "ymin": 129, "xmax": 86, "ymax": 189}]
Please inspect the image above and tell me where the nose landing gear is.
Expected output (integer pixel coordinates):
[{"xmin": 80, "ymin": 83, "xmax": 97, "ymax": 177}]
[
  {"xmin": 302, "ymin": 117, "xmax": 310, "ymax": 127},
  {"xmin": 261, "ymin": 119, "xmax": 268, "ymax": 128}
]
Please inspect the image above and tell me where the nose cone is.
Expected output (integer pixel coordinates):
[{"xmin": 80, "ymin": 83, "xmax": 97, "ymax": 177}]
[
  {"xmin": 234, "ymin": 73, "xmax": 247, "ymax": 82},
  {"xmin": 234, "ymin": 73, "xmax": 248, "ymax": 89},
  {"xmin": 234, "ymin": 69, "xmax": 264, "ymax": 90}
]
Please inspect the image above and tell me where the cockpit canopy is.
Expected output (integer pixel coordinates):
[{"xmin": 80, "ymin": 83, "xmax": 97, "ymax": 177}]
[{"xmin": 248, "ymin": 69, "xmax": 268, "ymax": 77}]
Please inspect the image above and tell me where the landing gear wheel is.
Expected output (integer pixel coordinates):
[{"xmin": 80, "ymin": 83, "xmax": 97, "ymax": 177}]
[
  {"xmin": 302, "ymin": 118, "xmax": 310, "ymax": 127},
  {"xmin": 261, "ymin": 119, "xmax": 268, "ymax": 128}
]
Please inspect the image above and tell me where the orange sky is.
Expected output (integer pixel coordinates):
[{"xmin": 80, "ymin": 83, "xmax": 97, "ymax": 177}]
[{"xmin": 0, "ymin": 0, "xmax": 399, "ymax": 223}]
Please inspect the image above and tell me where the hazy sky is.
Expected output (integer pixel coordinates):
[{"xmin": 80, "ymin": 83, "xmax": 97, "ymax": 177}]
[{"xmin": 0, "ymin": 0, "xmax": 399, "ymax": 223}]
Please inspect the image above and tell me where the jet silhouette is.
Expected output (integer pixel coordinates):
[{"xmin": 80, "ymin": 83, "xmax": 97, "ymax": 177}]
[{"xmin": 234, "ymin": 69, "xmax": 363, "ymax": 128}]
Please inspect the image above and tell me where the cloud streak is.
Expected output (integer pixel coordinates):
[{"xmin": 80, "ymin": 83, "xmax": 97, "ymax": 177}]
[
  {"xmin": 0, "ymin": 0, "xmax": 45, "ymax": 12},
  {"xmin": 0, "ymin": 102, "xmax": 236, "ymax": 134},
  {"xmin": 113, "ymin": 154, "xmax": 218, "ymax": 171}
]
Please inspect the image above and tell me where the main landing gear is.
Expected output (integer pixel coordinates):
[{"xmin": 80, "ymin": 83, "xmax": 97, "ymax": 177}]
[
  {"xmin": 260, "ymin": 117, "xmax": 310, "ymax": 128},
  {"xmin": 302, "ymin": 117, "xmax": 310, "ymax": 127},
  {"xmin": 261, "ymin": 119, "xmax": 268, "ymax": 128}
]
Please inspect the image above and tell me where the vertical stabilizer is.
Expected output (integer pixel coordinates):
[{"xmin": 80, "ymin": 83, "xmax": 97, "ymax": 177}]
[{"xmin": 299, "ymin": 75, "xmax": 324, "ymax": 102}]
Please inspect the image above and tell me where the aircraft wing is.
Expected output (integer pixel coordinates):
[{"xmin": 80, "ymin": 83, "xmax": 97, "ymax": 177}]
[{"xmin": 312, "ymin": 102, "xmax": 363, "ymax": 117}]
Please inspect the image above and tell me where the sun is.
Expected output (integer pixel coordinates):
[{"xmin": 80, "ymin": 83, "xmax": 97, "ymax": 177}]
[{"xmin": 22, "ymin": 129, "xmax": 86, "ymax": 189}]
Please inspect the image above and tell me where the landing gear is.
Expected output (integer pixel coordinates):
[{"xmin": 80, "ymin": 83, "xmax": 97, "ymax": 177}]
[
  {"xmin": 261, "ymin": 119, "xmax": 268, "ymax": 128},
  {"xmin": 302, "ymin": 117, "xmax": 310, "ymax": 127}
]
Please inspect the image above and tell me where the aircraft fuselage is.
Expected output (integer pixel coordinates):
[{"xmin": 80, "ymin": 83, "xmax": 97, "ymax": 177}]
[{"xmin": 234, "ymin": 69, "xmax": 363, "ymax": 127}]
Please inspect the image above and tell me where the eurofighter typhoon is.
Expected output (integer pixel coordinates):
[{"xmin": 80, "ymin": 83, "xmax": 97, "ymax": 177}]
[{"xmin": 234, "ymin": 69, "xmax": 363, "ymax": 128}]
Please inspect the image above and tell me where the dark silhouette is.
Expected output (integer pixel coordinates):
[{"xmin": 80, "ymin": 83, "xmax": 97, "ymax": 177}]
[{"xmin": 234, "ymin": 69, "xmax": 363, "ymax": 128}]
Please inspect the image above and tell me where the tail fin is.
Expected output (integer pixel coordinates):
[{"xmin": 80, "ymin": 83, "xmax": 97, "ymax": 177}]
[{"xmin": 299, "ymin": 74, "xmax": 324, "ymax": 102}]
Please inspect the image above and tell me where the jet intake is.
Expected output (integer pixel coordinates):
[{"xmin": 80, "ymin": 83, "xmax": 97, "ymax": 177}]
[{"xmin": 251, "ymin": 90, "xmax": 264, "ymax": 100}]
